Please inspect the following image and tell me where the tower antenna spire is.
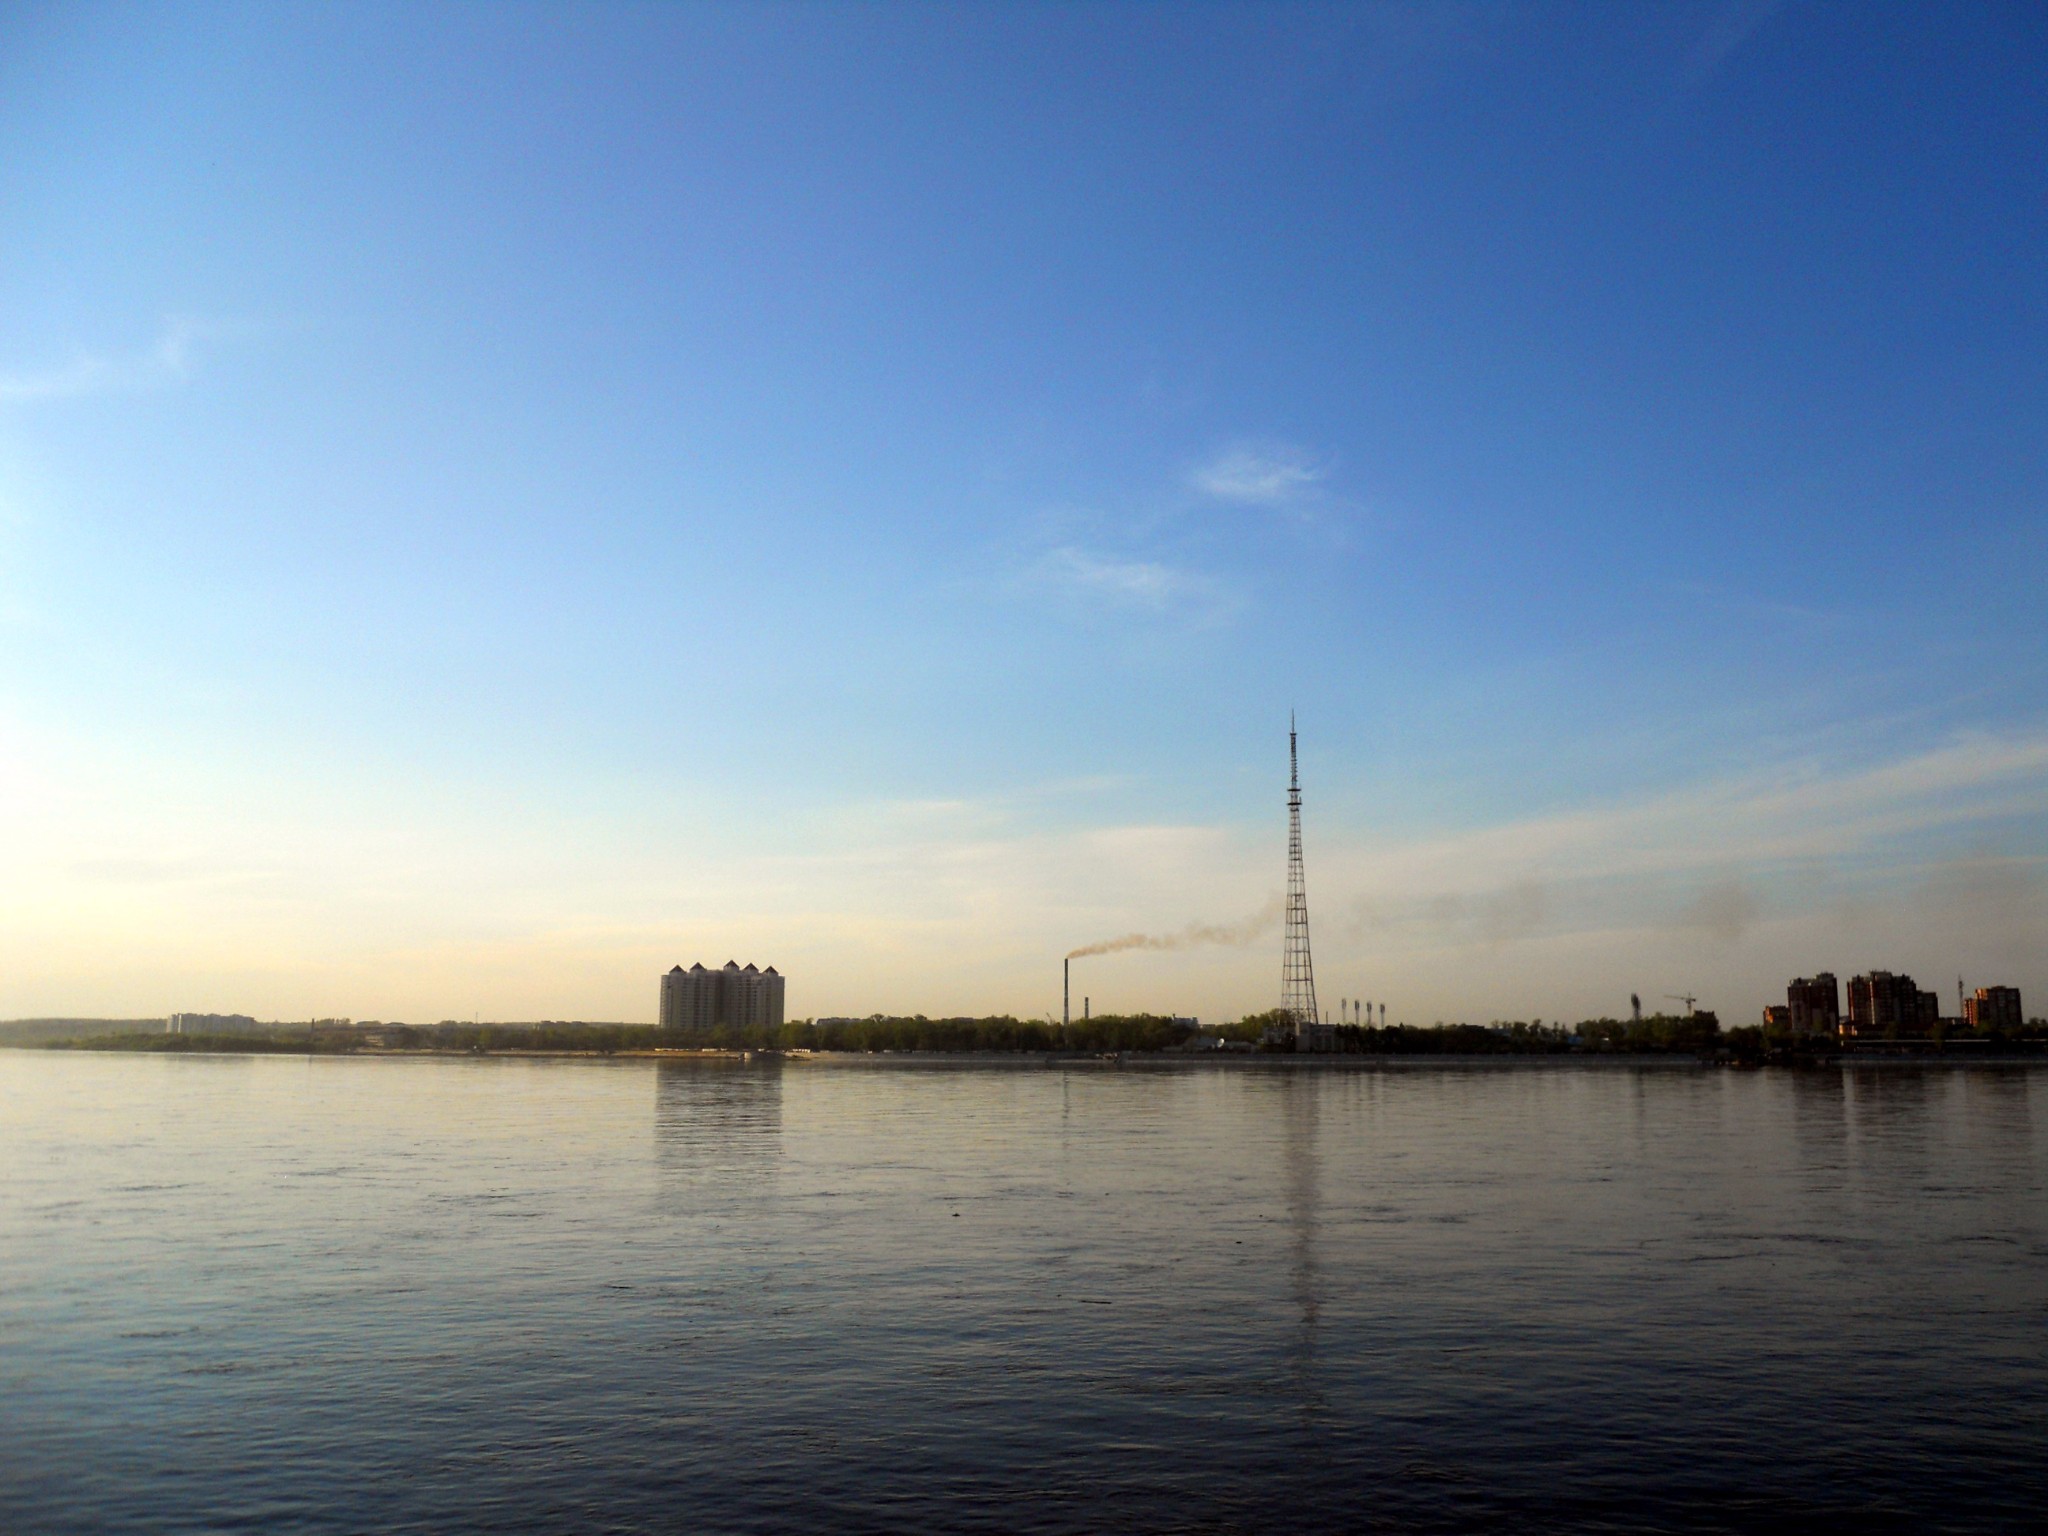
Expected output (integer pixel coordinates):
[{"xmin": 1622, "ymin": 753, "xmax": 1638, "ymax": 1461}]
[{"xmin": 1281, "ymin": 714, "xmax": 1319, "ymax": 1047}]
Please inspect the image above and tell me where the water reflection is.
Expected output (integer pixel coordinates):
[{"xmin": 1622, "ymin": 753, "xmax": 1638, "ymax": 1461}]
[
  {"xmin": 1953, "ymin": 1068, "xmax": 2036, "ymax": 1154},
  {"xmin": 1844, "ymin": 1067, "xmax": 1937, "ymax": 1184},
  {"xmin": 1279, "ymin": 1072, "xmax": 1324, "ymax": 1422},
  {"xmin": 1789, "ymin": 1069, "xmax": 1849, "ymax": 1183},
  {"xmin": 652, "ymin": 1060, "xmax": 784, "ymax": 1185}
]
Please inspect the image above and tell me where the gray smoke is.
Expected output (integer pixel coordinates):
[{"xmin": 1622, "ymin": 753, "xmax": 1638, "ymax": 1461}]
[{"xmin": 1067, "ymin": 894, "xmax": 1285, "ymax": 960}]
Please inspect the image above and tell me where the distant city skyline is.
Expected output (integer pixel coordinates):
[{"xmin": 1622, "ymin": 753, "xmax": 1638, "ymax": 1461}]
[{"xmin": 1, "ymin": 4, "xmax": 2042, "ymax": 1024}]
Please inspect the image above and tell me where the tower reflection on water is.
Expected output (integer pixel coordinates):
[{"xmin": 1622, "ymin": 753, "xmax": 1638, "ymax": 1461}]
[{"xmin": 1279, "ymin": 1071, "xmax": 1325, "ymax": 1426}]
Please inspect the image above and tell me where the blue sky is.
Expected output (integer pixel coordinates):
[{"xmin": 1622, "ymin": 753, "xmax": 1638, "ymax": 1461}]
[{"xmin": 2, "ymin": 1, "xmax": 2043, "ymax": 1024}]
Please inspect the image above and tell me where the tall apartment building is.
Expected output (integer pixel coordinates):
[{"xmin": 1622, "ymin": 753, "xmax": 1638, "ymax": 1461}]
[
  {"xmin": 1965, "ymin": 985, "xmax": 2024, "ymax": 1031},
  {"xmin": 1846, "ymin": 971, "xmax": 1939, "ymax": 1037},
  {"xmin": 660, "ymin": 964, "xmax": 717, "ymax": 1030},
  {"xmin": 659, "ymin": 961, "xmax": 786, "ymax": 1031},
  {"xmin": 1785, "ymin": 974, "xmax": 1840, "ymax": 1036}
]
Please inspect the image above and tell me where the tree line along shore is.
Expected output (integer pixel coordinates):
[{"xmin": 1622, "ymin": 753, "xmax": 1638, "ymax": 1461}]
[{"xmin": 9, "ymin": 1010, "xmax": 2046, "ymax": 1060}]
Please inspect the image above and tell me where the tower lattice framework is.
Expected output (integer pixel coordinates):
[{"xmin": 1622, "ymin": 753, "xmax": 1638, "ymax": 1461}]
[{"xmin": 1281, "ymin": 715, "xmax": 1319, "ymax": 1032}]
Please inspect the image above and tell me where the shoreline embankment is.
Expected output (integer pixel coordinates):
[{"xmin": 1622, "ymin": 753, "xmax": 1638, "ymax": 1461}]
[{"xmin": 7, "ymin": 1043, "xmax": 2045, "ymax": 1070}]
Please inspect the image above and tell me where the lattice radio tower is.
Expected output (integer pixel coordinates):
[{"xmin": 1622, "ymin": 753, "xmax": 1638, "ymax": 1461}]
[{"xmin": 1281, "ymin": 713, "xmax": 1319, "ymax": 1033}]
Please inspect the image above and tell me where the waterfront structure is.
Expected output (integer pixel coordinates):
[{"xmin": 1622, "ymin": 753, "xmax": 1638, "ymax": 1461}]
[
  {"xmin": 1762, "ymin": 1005, "xmax": 1792, "ymax": 1030},
  {"xmin": 165, "ymin": 1013, "xmax": 262, "ymax": 1035},
  {"xmin": 1966, "ymin": 985, "xmax": 2024, "ymax": 1031},
  {"xmin": 1281, "ymin": 717, "xmax": 1332, "ymax": 1052},
  {"xmin": 1847, "ymin": 971, "xmax": 1939, "ymax": 1037},
  {"xmin": 1786, "ymin": 974, "xmax": 1841, "ymax": 1036},
  {"xmin": 660, "ymin": 961, "xmax": 785, "ymax": 1031}
]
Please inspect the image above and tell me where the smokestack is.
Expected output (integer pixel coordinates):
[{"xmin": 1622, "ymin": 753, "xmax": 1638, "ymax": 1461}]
[
  {"xmin": 1084, "ymin": 997, "xmax": 1090, "ymax": 1020},
  {"xmin": 1064, "ymin": 957, "xmax": 1069, "ymax": 1032}
]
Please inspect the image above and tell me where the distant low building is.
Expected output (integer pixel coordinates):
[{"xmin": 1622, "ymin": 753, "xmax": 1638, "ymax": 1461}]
[
  {"xmin": 1965, "ymin": 985, "xmax": 2023, "ymax": 1031},
  {"xmin": 165, "ymin": 1013, "xmax": 262, "ymax": 1036},
  {"xmin": 1296, "ymin": 1020, "xmax": 1337, "ymax": 1052},
  {"xmin": 660, "ymin": 961, "xmax": 786, "ymax": 1031},
  {"xmin": 1762, "ymin": 1005, "xmax": 1792, "ymax": 1030}
]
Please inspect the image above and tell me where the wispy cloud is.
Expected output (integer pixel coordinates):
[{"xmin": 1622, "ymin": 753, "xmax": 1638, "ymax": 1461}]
[
  {"xmin": 1332, "ymin": 732, "xmax": 2048, "ymax": 957},
  {"xmin": 0, "ymin": 318, "xmax": 208, "ymax": 403},
  {"xmin": 1682, "ymin": 0, "xmax": 1783, "ymax": 88},
  {"xmin": 1189, "ymin": 443, "xmax": 1326, "ymax": 507},
  {"xmin": 1414, "ymin": 734, "xmax": 2046, "ymax": 887},
  {"xmin": 1029, "ymin": 545, "xmax": 1235, "ymax": 619}
]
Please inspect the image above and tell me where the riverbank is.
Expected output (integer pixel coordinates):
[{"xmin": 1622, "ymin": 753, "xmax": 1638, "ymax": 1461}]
[{"xmin": 11, "ymin": 1040, "xmax": 2046, "ymax": 1069}]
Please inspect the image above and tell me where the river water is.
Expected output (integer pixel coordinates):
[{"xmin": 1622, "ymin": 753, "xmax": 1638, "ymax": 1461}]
[{"xmin": 2, "ymin": 1051, "xmax": 2043, "ymax": 1532}]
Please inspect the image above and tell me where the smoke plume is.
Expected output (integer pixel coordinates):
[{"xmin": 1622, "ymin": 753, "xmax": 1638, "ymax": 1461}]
[{"xmin": 1066, "ymin": 894, "xmax": 1284, "ymax": 959}]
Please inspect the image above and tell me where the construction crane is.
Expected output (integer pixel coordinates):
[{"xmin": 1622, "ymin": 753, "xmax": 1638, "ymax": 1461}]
[{"xmin": 1666, "ymin": 992, "xmax": 1699, "ymax": 1016}]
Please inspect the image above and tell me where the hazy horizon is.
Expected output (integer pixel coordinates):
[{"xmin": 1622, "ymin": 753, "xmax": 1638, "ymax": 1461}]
[{"xmin": 2, "ymin": 3, "xmax": 2043, "ymax": 1026}]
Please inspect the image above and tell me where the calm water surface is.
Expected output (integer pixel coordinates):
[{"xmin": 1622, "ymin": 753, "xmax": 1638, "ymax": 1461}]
[{"xmin": 2, "ymin": 1052, "xmax": 2044, "ymax": 1533}]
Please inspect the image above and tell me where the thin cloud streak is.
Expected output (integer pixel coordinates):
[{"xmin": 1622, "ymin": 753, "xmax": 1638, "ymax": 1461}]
[
  {"xmin": 0, "ymin": 318, "xmax": 206, "ymax": 403},
  {"xmin": 1358, "ymin": 733, "xmax": 2048, "ymax": 894},
  {"xmin": 1682, "ymin": 0, "xmax": 1783, "ymax": 87},
  {"xmin": 1330, "ymin": 733, "xmax": 2048, "ymax": 958},
  {"xmin": 1044, "ymin": 547, "xmax": 1182, "ymax": 607},
  {"xmin": 1027, "ymin": 546, "xmax": 1238, "ymax": 621},
  {"xmin": 1189, "ymin": 443, "xmax": 1325, "ymax": 506}
]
